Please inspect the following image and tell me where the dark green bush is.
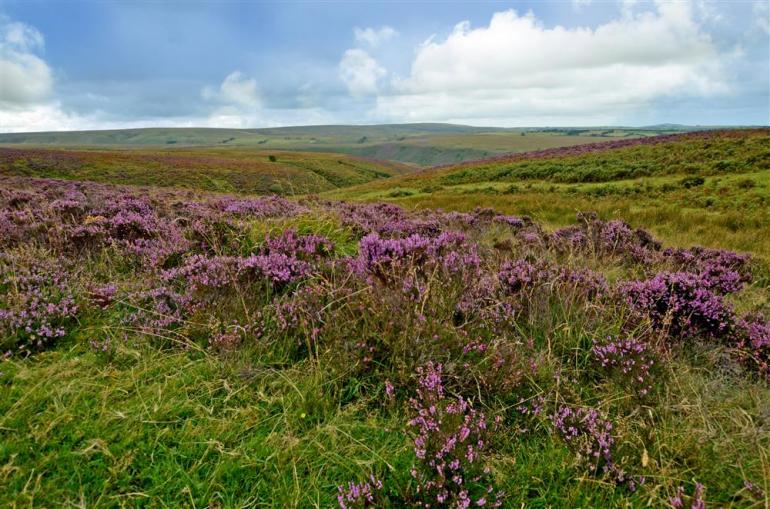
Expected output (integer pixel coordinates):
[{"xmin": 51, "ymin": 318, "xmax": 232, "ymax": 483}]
[{"xmin": 680, "ymin": 176, "xmax": 705, "ymax": 189}]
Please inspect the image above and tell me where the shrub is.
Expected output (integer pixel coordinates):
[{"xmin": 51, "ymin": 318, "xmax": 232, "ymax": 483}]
[
  {"xmin": 680, "ymin": 176, "xmax": 705, "ymax": 189},
  {"xmin": 0, "ymin": 258, "xmax": 79, "ymax": 354},
  {"xmin": 592, "ymin": 336, "xmax": 656, "ymax": 397},
  {"xmin": 387, "ymin": 189, "xmax": 415, "ymax": 198},
  {"xmin": 618, "ymin": 272, "xmax": 734, "ymax": 339},
  {"xmin": 408, "ymin": 362, "xmax": 504, "ymax": 508}
]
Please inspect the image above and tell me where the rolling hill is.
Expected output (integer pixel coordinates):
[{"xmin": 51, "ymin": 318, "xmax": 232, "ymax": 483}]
[{"xmin": 0, "ymin": 123, "xmax": 704, "ymax": 166}]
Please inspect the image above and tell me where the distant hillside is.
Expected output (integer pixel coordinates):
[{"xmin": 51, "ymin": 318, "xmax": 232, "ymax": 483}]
[
  {"xmin": 0, "ymin": 124, "xmax": 498, "ymax": 146},
  {"xmin": 0, "ymin": 123, "xmax": 704, "ymax": 166},
  {"xmin": 0, "ymin": 146, "xmax": 412, "ymax": 195}
]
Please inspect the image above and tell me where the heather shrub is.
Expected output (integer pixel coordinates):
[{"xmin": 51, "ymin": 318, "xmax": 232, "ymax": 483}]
[
  {"xmin": 407, "ymin": 362, "xmax": 504, "ymax": 508},
  {"xmin": 0, "ymin": 256, "xmax": 79, "ymax": 354},
  {"xmin": 550, "ymin": 405, "xmax": 642, "ymax": 490},
  {"xmin": 592, "ymin": 336, "xmax": 657, "ymax": 397},
  {"xmin": 552, "ymin": 212, "xmax": 660, "ymax": 262},
  {"xmin": 735, "ymin": 313, "xmax": 770, "ymax": 379},
  {"xmin": 126, "ymin": 285, "xmax": 194, "ymax": 337},
  {"xmin": 337, "ymin": 476, "xmax": 384, "ymax": 508},
  {"xmin": 618, "ymin": 272, "xmax": 735, "ymax": 339}
]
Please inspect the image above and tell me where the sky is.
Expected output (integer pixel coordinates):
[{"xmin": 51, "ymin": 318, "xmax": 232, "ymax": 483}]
[{"xmin": 0, "ymin": 0, "xmax": 768, "ymax": 132}]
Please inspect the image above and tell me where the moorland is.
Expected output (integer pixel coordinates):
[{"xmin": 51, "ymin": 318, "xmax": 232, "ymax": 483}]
[{"xmin": 1, "ymin": 125, "xmax": 768, "ymax": 508}]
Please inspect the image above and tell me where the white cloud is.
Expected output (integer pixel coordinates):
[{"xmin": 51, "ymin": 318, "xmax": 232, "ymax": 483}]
[
  {"xmin": 339, "ymin": 48, "xmax": 386, "ymax": 97},
  {"xmin": 0, "ymin": 18, "xmax": 53, "ymax": 107},
  {"xmin": 202, "ymin": 70, "xmax": 260, "ymax": 107},
  {"xmin": 4, "ymin": 20, "xmax": 44, "ymax": 51},
  {"xmin": 376, "ymin": 4, "xmax": 731, "ymax": 124},
  {"xmin": 199, "ymin": 71, "xmax": 264, "ymax": 127},
  {"xmin": 0, "ymin": 102, "xmax": 75, "ymax": 132},
  {"xmin": 354, "ymin": 26, "xmax": 397, "ymax": 47}
]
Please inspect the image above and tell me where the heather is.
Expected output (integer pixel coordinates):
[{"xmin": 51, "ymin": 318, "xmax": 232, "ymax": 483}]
[{"xmin": 1, "ymin": 175, "xmax": 769, "ymax": 507}]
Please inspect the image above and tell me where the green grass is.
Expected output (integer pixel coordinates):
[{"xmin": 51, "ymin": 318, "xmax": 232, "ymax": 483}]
[{"xmin": 0, "ymin": 345, "xmax": 410, "ymax": 507}]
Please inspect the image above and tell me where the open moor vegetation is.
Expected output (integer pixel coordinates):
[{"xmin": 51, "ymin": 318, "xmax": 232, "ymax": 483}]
[{"xmin": 1, "ymin": 168, "xmax": 769, "ymax": 506}]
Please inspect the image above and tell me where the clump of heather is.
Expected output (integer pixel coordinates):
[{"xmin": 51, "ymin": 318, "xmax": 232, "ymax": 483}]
[
  {"xmin": 550, "ymin": 404, "xmax": 641, "ymax": 490},
  {"xmin": 0, "ymin": 258, "xmax": 79, "ymax": 354},
  {"xmin": 408, "ymin": 362, "xmax": 504, "ymax": 508},
  {"xmin": 492, "ymin": 214, "xmax": 529, "ymax": 229},
  {"xmin": 162, "ymin": 230, "xmax": 332, "ymax": 302},
  {"xmin": 351, "ymin": 232, "xmax": 480, "ymax": 300},
  {"xmin": 556, "ymin": 267, "xmax": 609, "ymax": 300},
  {"xmin": 592, "ymin": 336, "xmax": 656, "ymax": 397},
  {"xmin": 127, "ymin": 285, "xmax": 194, "ymax": 335},
  {"xmin": 551, "ymin": 405, "xmax": 614, "ymax": 473},
  {"xmin": 334, "ymin": 202, "xmax": 409, "ymax": 236},
  {"xmin": 162, "ymin": 255, "xmax": 240, "ymax": 293},
  {"xmin": 262, "ymin": 228, "xmax": 334, "ymax": 259},
  {"xmin": 735, "ymin": 313, "xmax": 770, "ymax": 379},
  {"xmin": 663, "ymin": 247, "xmax": 752, "ymax": 294},
  {"xmin": 552, "ymin": 212, "xmax": 660, "ymax": 263},
  {"xmin": 240, "ymin": 252, "xmax": 313, "ymax": 287},
  {"xmin": 336, "ymin": 475, "xmax": 383, "ymax": 509},
  {"xmin": 498, "ymin": 259, "xmax": 551, "ymax": 294},
  {"xmin": 87, "ymin": 284, "xmax": 117, "ymax": 309},
  {"xmin": 618, "ymin": 272, "xmax": 734, "ymax": 339},
  {"xmin": 498, "ymin": 260, "xmax": 607, "ymax": 301}
]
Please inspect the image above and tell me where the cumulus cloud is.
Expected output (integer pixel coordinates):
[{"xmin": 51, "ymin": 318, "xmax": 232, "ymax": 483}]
[
  {"xmin": 376, "ymin": 3, "xmax": 731, "ymax": 124},
  {"xmin": 354, "ymin": 26, "xmax": 397, "ymax": 47},
  {"xmin": 202, "ymin": 71, "xmax": 261, "ymax": 107},
  {"xmin": 339, "ymin": 48, "xmax": 386, "ymax": 97},
  {"xmin": 199, "ymin": 71, "xmax": 264, "ymax": 127},
  {"xmin": 0, "ymin": 18, "xmax": 53, "ymax": 107}
]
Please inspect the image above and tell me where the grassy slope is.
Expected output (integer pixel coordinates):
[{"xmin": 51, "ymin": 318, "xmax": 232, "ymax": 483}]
[
  {"xmin": 0, "ymin": 146, "xmax": 412, "ymax": 195},
  {"xmin": 329, "ymin": 129, "xmax": 770, "ymax": 259}
]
